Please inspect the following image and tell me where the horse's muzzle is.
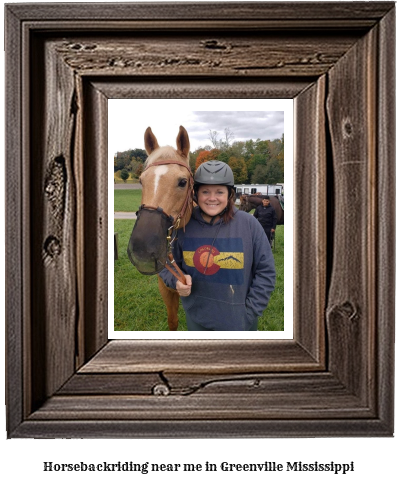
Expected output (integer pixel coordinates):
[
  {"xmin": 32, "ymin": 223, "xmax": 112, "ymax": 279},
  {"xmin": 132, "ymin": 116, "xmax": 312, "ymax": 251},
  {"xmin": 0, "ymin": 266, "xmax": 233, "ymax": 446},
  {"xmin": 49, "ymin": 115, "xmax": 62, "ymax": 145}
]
[{"xmin": 127, "ymin": 207, "xmax": 173, "ymax": 275}]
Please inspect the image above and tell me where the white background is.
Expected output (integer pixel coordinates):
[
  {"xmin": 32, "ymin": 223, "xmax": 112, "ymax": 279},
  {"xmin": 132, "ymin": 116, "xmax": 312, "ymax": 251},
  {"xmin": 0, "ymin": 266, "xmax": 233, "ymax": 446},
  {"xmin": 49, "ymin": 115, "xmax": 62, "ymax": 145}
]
[{"xmin": 1, "ymin": 1, "xmax": 397, "ymax": 486}]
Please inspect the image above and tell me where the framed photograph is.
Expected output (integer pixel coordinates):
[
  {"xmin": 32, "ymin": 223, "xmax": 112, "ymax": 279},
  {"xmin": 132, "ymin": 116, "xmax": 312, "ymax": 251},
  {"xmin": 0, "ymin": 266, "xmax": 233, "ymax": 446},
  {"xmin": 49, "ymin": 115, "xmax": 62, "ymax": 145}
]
[
  {"xmin": 5, "ymin": 2, "xmax": 395, "ymax": 438},
  {"xmin": 109, "ymin": 98, "xmax": 293, "ymax": 338}
]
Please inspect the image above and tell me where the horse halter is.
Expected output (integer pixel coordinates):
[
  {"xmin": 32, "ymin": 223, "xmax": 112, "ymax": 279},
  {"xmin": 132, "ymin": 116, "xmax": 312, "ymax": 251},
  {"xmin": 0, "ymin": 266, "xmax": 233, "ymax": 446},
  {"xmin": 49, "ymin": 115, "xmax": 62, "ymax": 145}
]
[{"xmin": 136, "ymin": 159, "xmax": 194, "ymax": 284}]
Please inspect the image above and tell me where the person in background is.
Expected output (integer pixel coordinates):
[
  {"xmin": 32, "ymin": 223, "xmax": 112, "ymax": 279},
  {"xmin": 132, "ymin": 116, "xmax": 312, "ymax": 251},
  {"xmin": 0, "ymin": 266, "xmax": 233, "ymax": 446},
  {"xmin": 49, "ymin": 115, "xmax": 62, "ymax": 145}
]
[
  {"xmin": 253, "ymin": 196, "xmax": 277, "ymax": 246},
  {"xmin": 160, "ymin": 160, "xmax": 276, "ymax": 331}
]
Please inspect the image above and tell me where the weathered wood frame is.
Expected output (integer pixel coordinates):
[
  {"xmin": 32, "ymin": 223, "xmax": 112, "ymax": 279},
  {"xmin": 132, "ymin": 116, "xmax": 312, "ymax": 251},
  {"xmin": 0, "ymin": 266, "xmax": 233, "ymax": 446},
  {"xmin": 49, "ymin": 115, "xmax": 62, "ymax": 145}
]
[{"xmin": 5, "ymin": 2, "xmax": 395, "ymax": 438}]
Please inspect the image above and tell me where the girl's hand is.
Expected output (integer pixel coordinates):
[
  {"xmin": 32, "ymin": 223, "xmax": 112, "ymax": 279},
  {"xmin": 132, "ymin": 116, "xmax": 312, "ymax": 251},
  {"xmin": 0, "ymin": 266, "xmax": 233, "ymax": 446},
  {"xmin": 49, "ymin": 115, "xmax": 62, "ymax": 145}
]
[{"xmin": 176, "ymin": 275, "xmax": 192, "ymax": 297}]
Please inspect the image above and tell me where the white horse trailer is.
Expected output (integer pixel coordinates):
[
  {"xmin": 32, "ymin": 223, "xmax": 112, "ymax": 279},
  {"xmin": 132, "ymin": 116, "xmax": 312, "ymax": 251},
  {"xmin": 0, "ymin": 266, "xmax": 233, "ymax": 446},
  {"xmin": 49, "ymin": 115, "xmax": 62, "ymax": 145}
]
[{"xmin": 234, "ymin": 184, "xmax": 284, "ymax": 203}]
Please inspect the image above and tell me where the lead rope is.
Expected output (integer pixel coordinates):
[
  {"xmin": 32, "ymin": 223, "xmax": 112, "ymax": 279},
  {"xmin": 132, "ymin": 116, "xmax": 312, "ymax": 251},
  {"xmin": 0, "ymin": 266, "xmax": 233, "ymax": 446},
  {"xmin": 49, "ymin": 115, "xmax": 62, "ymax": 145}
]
[
  {"xmin": 164, "ymin": 177, "xmax": 194, "ymax": 285},
  {"xmin": 163, "ymin": 218, "xmax": 187, "ymax": 285},
  {"xmin": 165, "ymin": 254, "xmax": 187, "ymax": 284}
]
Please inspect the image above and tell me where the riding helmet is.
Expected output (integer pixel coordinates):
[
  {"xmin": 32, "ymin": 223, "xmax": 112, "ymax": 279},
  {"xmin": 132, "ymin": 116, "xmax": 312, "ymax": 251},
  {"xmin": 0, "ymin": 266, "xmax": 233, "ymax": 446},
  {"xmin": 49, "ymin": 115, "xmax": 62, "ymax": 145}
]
[{"xmin": 194, "ymin": 160, "xmax": 234, "ymax": 187}]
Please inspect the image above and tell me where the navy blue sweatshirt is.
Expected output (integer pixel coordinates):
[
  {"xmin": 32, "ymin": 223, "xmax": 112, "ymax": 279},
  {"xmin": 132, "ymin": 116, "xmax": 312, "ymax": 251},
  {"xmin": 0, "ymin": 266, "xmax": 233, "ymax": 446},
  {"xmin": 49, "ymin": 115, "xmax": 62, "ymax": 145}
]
[{"xmin": 160, "ymin": 207, "xmax": 276, "ymax": 331}]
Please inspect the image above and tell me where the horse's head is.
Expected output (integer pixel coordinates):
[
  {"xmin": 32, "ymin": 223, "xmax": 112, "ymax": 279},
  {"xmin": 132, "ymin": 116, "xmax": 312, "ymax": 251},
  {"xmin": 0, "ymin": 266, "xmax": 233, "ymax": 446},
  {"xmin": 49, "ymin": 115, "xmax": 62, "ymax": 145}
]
[
  {"xmin": 239, "ymin": 194, "xmax": 251, "ymax": 212},
  {"xmin": 127, "ymin": 126, "xmax": 193, "ymax": 275}
]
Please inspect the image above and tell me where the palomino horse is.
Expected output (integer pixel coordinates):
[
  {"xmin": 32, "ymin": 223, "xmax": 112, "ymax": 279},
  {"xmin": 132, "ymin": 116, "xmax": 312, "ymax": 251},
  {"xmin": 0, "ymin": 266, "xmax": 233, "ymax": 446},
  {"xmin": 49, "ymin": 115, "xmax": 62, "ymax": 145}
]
[
  {"xmin": 127, "ymin": 126, "xmax": 193, "ymax": 331},
  {"xmin": 239, "ymin": 194, "xmax": 284, "ymax": 225}
]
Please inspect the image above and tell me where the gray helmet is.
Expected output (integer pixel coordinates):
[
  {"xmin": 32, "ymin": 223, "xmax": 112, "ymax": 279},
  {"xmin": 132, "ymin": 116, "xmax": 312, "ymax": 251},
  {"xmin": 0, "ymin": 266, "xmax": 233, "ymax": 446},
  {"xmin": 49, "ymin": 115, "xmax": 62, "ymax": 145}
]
[{"xmin": 194, "ymin": 160, "xmax": 234, "ymax": 187}]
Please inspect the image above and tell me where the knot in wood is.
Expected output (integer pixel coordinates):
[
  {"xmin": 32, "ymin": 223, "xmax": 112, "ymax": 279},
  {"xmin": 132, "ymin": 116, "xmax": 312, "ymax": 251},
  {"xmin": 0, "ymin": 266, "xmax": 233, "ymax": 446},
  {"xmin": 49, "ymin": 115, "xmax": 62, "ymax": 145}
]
[
  {"xmin": 45, "ymin": 181, "xmax": 56, "ymax": 196},
  {"xmin": 45, "ymin": 156, "xmax": 66, "ymax": 213},
  {"xmin": 327, "ymin": 301, "xmax": 359, "ymax": 323},
  {"xmin": 44, "ymin": 236, "xmax": 61, "ymax": 257},
  {"xmin": 342, "ymin": 119, "xmax": 353, "ymax": 138},
  {"xmin": 201, "ymin": 40, "xmax": 227, "ymax": 50},
  {"xmin": 339, "ymin": 301, "xmax": 358, "ymax": 321},
  {"xmin": 43, "ymin": 236, "xmax": 62, "ymax": 265},
  {"xmin": 152, "ymin": 383, "xmax": 170, "ymax": 396},
  {"xmin": 83, "ymin": 44, "xmax": 97, "ymax": 51}
]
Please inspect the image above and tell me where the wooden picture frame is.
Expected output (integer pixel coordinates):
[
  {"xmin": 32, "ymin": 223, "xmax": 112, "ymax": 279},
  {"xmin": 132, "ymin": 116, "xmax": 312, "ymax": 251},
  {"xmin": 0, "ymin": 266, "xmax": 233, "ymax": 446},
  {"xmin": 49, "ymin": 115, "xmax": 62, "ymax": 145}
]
[{"xmin": 5, "ymin": 2, "xmax": 395, "ymax": 438}]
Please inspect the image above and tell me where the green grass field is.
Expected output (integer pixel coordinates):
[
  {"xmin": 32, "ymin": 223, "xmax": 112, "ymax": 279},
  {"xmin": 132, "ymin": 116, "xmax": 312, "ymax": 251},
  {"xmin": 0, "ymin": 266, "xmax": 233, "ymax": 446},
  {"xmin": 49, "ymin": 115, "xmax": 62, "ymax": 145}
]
[
  {"xmin": 114, "ymin": 219, "xmax": 187, "ymax": 331},
  {"xmin": 114, "ymin": 189, "xmax": 142, "ymax": 212},
  {"xmin": 114, "ymin": 216, "xmax": 284, "ymax": 332}
]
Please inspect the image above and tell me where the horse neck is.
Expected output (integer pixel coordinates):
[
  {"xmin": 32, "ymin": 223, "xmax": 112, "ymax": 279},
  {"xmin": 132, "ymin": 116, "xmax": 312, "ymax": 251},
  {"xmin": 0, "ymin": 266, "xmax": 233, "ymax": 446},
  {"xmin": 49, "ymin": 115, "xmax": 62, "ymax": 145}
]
[{"xmin": 248, "ymin": 196, "xmax": 261, "ymax": 209}]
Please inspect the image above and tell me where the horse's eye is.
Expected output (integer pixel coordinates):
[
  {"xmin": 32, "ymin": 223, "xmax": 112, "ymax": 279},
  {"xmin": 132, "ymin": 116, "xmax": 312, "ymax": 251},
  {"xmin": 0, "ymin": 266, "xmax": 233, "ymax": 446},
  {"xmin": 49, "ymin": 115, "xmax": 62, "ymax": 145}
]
[{"xmin": 178, "ymin": 179, "xmax": 187, "ymax": 188}]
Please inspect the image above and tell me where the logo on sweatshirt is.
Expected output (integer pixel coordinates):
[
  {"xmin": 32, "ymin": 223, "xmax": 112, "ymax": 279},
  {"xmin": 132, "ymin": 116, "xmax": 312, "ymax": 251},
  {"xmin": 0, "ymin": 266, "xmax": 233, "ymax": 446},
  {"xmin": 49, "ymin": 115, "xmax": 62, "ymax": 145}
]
[
  {"xmin": 182, "ymin": 238, "xmax": 244, "ymax": 284},
  {"xmin": 192, "ymin": 245, "xmax": 221, "ymax": 275}
]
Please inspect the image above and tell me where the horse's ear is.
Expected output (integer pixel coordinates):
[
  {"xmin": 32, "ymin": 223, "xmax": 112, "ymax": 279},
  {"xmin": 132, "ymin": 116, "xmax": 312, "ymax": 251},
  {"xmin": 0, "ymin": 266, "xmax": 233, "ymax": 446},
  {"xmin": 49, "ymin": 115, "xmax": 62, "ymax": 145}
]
[
  {"xmin": 144, "ymin": 127, "xmax": 160, "ymax": 155},
  {"xmin": 176, "ymin": 125, "xmax": 190, "ymax": 158}
]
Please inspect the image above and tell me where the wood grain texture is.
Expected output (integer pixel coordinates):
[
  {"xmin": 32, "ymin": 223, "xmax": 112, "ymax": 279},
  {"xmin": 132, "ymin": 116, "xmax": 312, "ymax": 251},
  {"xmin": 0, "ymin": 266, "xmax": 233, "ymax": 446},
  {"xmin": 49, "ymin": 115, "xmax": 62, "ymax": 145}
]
[
  {"xmin": 14, "ymin": 418, "xmax": 390, "ymax": 439},
  {"xmin": 326, "ymin": 25, "xmax": 377, "ymax": 404},
  {"xmin": 79, "ymin": 340, "xmax": 321, "ymax": 374},
  {"xmin": 294, "ymin": 76, "xmax": 326, "ymax": 363},
  {"xmin": 92, "ymin": 79, "xmax": 312, "ymax": 100},
  {"xmin": 30, "ymin": 36, "xmax": 78, "ymax": 408},
  {"xmin": 58, "ymin": 371, "xmax": 367, "ymax": 402},
  {"xmin": 375, "ymin": 5, "xmax": 396, "ymax": 430},
  {"xmin": 5, "ymin": 2, "xmax": 395, "ymax": 438},
  {"xmin": 6, "ymin": 2, "xmax": 394, "ymax": 22},
  {"xmin": 5, "ymin": 4, "xmax": 25, "ymax": 437},
  {"xmin": 81, "ymin": 81, "xmax": 109, "ymax": 361},
  {"xmin": 29, "ymin": 392, "xmax": 372, "ymax": 421},
  {"xmin": 54, "ymin": 33, "xmax": 360, "ymax": 78}
]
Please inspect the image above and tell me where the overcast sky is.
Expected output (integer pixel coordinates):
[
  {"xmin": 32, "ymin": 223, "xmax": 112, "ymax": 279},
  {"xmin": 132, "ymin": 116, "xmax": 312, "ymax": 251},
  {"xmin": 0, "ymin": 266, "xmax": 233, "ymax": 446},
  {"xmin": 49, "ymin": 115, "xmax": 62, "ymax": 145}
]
[{"xmin": 108, "ymin": 99, "xmax": 291, "ymax": 155}]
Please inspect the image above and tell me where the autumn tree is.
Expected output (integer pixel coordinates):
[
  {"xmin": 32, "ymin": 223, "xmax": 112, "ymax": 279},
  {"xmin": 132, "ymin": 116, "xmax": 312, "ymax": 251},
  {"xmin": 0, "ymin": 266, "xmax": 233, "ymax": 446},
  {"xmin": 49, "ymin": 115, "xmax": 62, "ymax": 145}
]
[{"xmin": 195, "ymin": 149, "xmax": 220, "ymax": 170}]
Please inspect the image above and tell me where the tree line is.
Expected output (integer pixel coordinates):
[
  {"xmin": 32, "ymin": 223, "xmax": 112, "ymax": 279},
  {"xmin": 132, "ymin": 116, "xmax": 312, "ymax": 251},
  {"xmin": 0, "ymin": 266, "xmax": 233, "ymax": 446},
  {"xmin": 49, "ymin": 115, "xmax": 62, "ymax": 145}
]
[
  {"xmin": 114, "ymin": 148, "xmax": 147, "ymax": 182},
  {"xmin": 114, "ymin": 130, "xmax": 284, "ymax": 185}
]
